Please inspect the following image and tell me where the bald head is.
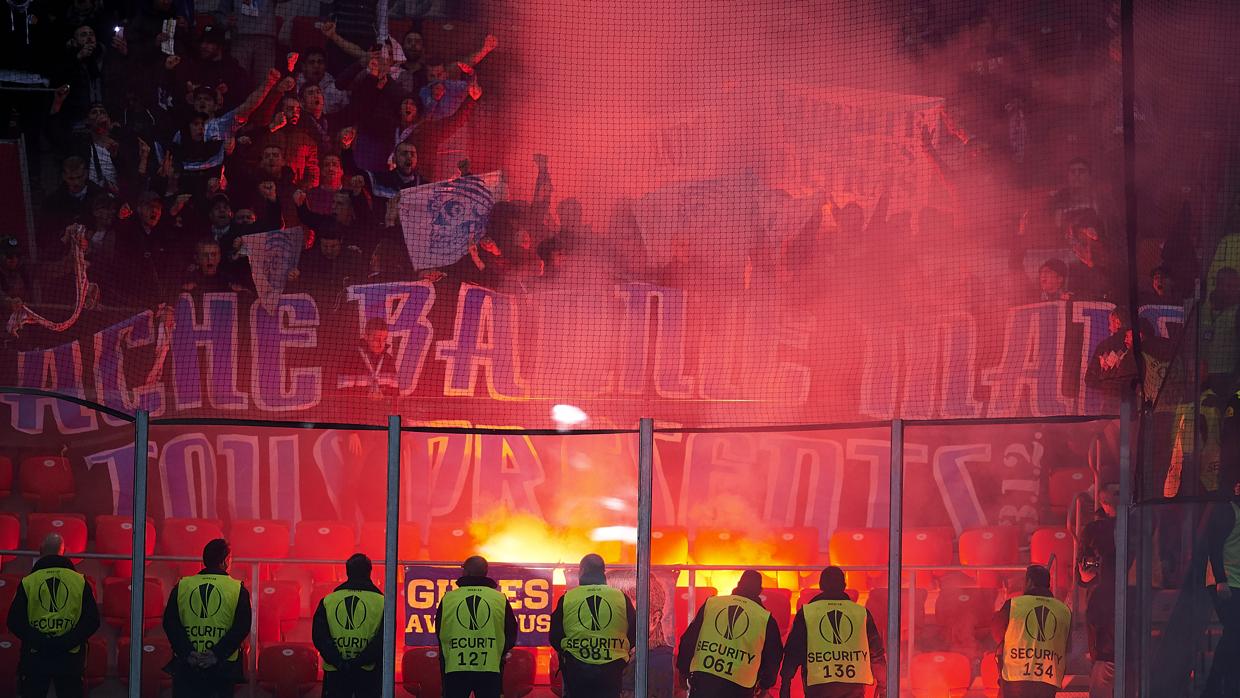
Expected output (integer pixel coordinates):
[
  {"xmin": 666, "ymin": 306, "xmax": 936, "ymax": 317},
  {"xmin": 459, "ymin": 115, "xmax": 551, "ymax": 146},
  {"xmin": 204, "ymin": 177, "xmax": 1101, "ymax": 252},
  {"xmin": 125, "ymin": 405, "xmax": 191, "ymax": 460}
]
[
  {"xmin": 40, "ymin": 533, "xmax": 65, "ymax": 557},
  {"xmin": 463, "ymin": 555, "xmax": 489, "ymax": 577}
]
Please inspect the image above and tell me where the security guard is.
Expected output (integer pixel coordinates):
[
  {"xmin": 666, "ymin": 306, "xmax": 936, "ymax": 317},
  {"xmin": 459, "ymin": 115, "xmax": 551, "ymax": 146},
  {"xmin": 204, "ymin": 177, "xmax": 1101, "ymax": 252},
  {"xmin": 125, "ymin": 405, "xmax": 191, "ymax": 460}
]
[
  {"xmin": 991, "ymin": 565, "xmax": 1071, "ymax": 698},
  {"xmin": 780, "ymin": 566, "xmax": 885, "ymax": 698},
  {"xmin": 5, "ymin": 534, "xmax": 100, "ymax": 698},
  {"xmin": 163, "ymin": 538, "xmax": 253, "ymax": 698},
  {"xmin": 435, "ymin": 555, "xmax": 518, "ymax": 698},
  {"xmin": 550, "ymin": 553, "xmax": 637, "ymax": 698},
  {"xmin": 313, "ymin": 553, "xmax": 385, "ymax": 698},
  {"xmin": 677, "ymin": 570, "xmax": 784, "ymax": 697}
]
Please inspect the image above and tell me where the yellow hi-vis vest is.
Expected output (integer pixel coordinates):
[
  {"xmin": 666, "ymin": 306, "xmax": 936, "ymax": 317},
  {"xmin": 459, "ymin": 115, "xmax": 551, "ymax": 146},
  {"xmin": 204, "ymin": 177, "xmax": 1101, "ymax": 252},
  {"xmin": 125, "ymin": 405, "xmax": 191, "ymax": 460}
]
[
  {"xmin": 322, "ymin": 589, "xmax": 384, "ymax": 672},
  {"xmin": 1001, "ymin": 595, "xmax": 1071, "ymax": 686},
  {"xmin": 801, "ymin": 599, "xmax": 874, "ymax": 686},
  {"xmin": 177, "ymin": 573, "xmax": 242, "ymax": 661},
  {"xmin": 559, "ymin": 585, "xmax": 630, "ymax": 665},
  {"xmin": 22, "ymin": 567, "xmax": 87, "ymax": 654},
  {"xmin": 689, "ymin": 595, "xmax": 770, "ymax": 689},
  {"xmin": 438, "ymin": 585, "xmax": 509, "ymax": 674}
]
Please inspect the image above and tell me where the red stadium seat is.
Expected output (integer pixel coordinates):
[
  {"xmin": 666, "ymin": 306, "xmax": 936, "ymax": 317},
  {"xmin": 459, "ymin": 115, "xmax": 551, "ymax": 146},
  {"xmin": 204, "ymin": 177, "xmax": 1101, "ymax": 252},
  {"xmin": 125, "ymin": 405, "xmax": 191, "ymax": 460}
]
[
  {"xmin": 758, "ymin": 587, "xmax": 792, "ymax": 637},
  {"xmin": 650, "ymin": 527, "xmax": 689, "ymax": 565},
  {"xmin": 256, "ymin": 579, "xmax": 303, "ymax": 645},
  {"xmin": 503, "ymin": 646, "xmax": 537, "ymax": 697},
  {"xmin": 421, "ymin": 19, "xmax": 482, "ymax": 60},
  {"xmin": 1030, "ymin": 526, "xmax": 1075, "ymax": 595},
  {"xmin": 771, "ymin": 527, "xmax": 823, "ymax": 565},
  {"xmin": 1048, "ymin": 467, "xmax": 1093, "ymax": 510},
  {"xmin": 19, "ymin": 456, "xmax": 75, "ymax": 511},
  {"xmin": 980, "ymin": 651, "xmax": 1000, "ymax": 697},
  {"xmin": 402, "ymin": 647, "xmax": 444, "ymax": 697},
  {"xmin": 258, "ymin": 644, "xmax": 320, "ymax": 698},
  {"xmin": 0, "ymin": 456, "xmax": 12, "ymax": 497},
  {"xmin": 910, "ymin": 651, "xmax": 972, "ymax": 698},
  {"xmin": 292, "ymin": 521, "xmax": 356, "ymax": 582},
  {"xmin": 0, "ymin": 575, "xmax": 19, "ymax": 621},
  {"xmin": 0, "ymin": 635, "xmax": 18, "ymax": 695},
  {"xmin": 95, "ymin": 515, "xmax": 157, "ymax": 577},
  {"xmin": 101, "ymin": 576, "xmax": 165, "ymax": 632},
  {"xmin": 688, "ymin": 529, "xmax": 748, "ymax": 566},
  {"xmin": 0, "ymin": 513, "xmax": 19, "ymax": 563},
  {"xmin": 427, "ymin": 524, "xmax": 476, "ymax": 562},
  {"xmin": 932, "ymin": 587, "xmax": 997, "ymax": 660},
  {"xmin": 119, "ymin": 636, "xmax": 174, "ymax": 696},
  {"xmin": 25, "ymin": 513, "xmax": 87, "ymax": 560},
  {"xmin": 159, "ymin": 518, "xmax": 225, "ymax": 577},
  {"xmin": 230, "ymin": 519, "xmax": 291, "ymax": 580},
  {"xmin": 903, "ymin": 527, "xmax": 955, "ymax": 587},
  {"xmin": 674, "ymin": 586, "xmax": 717, "ymax": 640},
  {"xmin": 311, "ymin": 580, "xmax": 337, "ymax": 608},
  {"xmin": 829, "ymin": 528, "xmax": 888, "ymax": 590},
  {"xmin": 282, "ymin": 618, "xmax": 313, "ymax": 644},
  {"xmin": 85, "ymin": 636, "xmax": 108, "ymax": 691},
  {"xmin": 959, "ymin": 526, "xmax": 1020, "ymax": 587}
]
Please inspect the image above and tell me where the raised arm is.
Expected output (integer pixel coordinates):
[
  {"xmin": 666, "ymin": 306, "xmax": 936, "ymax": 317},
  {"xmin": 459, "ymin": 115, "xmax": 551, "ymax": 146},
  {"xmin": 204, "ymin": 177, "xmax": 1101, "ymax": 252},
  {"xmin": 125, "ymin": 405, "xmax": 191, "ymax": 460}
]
[
  {"xmin": 320, "ymin": 21, "xmax": 368, "ymax": 62},
  {"xmin": 236, "ymin": 69, "xmax": 289, "ymax": 126},
  {"xmin": 459, "ymin": 34, "xmax": 499, "ymax": 73}
]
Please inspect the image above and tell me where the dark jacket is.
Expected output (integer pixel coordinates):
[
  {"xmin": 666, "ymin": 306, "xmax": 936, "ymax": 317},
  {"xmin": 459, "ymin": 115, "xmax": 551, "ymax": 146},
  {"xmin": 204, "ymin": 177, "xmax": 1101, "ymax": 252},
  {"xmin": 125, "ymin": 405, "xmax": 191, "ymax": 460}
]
[
  {"xmin": 434, "ymin": 575, "xmax": 519, "ymax": 675},
  {"xmin": 5, "ymin": 555, "xmax": 101, "ymax": 675},
  {"xmin": 1077, "ymin": 514, "xmax": 1116, "ymax": 661},
  {"xmin": 162, "ymin": 567, "xmax": 253, "ymax": 681},
  {"xmin": 312, "ymin": 577, "xmax": 385, "ymax": 671},
  {"xmin": 676, "ymin": 590, "xmax": 784, "ymax": 692},
  {"xmin": 1207, "ymin": 500, "xmax": 1240, "ymax": 590},
  {"xmin": 781, "ymin": 590, "xmax": 885, "ymax": 697}
]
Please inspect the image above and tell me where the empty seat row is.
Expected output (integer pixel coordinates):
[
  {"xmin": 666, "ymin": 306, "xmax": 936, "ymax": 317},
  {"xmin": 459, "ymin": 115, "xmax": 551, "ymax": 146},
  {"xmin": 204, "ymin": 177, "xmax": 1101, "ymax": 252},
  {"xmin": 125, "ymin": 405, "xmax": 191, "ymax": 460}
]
[{"xmin": 0, "ymin": 455, "xmax": 75, "ymax": 511}]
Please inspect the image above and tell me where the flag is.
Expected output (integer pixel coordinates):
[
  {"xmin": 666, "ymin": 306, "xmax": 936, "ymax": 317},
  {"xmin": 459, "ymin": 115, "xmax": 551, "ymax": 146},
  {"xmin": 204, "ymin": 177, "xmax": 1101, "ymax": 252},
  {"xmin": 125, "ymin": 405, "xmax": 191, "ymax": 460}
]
[
  {"xmin": 397, "ymin": 172, "xmax": 501, "ymax": 271},
  {"xmin": 245, "ymin": 227, "xmax": 303, "ymax": 313}
]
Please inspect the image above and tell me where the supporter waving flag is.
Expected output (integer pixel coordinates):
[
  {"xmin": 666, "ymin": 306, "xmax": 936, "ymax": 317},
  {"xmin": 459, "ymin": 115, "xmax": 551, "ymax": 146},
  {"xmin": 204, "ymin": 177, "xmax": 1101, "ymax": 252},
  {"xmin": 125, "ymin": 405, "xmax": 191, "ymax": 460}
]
[
  {"xmin": 397, "ymin": 172, "xmax": 502, "ymax": 272},
  {"xmin": 244, "ymin": 226, "xmax": 304, "ymax": 313}
]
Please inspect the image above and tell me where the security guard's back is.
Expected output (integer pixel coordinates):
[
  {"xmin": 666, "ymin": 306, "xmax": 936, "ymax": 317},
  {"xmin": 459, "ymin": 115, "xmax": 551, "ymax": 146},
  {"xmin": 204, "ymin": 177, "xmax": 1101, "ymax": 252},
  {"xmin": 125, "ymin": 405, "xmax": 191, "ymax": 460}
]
[
  {"xmin": 5, "ymin": 534, "xmax": 101, "ymax": 698},
  {"xmin": 991, "ymin": 564, "xmax": 1071, "ymax": 698},
  {"xmin": 435, "ymin": 555, "xmax": 519, "ymax": 698},
  {"xmin": 676, "ymin": 569, "xmax": 784, "ymax": 697},
  {"xmin": 162, "ymin": 538, "xmax": 252, "ymax": 698},
  {"xmin": 313, "ymin": 553, "xmax": 385, "ymax": 698}
]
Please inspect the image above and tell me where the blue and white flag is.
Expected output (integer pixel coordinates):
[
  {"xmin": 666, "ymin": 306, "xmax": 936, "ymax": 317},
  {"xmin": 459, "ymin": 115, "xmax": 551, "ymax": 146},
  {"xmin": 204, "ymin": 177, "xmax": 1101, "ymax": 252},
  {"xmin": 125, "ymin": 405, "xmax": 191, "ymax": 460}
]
[
  {"xmin": 398, "ymin": 172, "xmax": 501, "ymax": 271},
  {"xmin": 245, "ymin": 227, "xmax": 303, "ymax": 313}
]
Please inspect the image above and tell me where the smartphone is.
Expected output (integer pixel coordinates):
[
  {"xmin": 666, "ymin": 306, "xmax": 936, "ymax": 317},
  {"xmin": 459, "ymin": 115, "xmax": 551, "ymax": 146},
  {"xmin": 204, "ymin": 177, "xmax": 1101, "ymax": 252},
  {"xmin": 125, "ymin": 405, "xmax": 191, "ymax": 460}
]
[{"xmin": 114, "ymin": 25, "xmax": 124, "ymax": 39}]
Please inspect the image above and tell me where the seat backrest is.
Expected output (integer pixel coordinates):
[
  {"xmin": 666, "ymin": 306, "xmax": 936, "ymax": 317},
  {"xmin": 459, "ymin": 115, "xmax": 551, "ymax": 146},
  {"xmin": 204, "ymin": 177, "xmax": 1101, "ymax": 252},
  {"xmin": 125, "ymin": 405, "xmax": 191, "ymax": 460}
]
[
  {"xmin": 292, "ymin": 521, "xmax": 355, "ymax": 559},
  {"xmin": 1048, "ymin": 467, "xmax": 1092, "ymax": 508},
  {"xmin": 402, "ymin": 647, "xmax": 443, "ymax": 697},
  {"xmin": 25, "ymin": 513, "xmax": 88, "ymax": 554},
  {"xmin": 959, "ymin": 526, "xmax": 1020, "ymax": 566},
  {"xmin": 0, "ymin": 514, "xmax": 19, "ymax": 564},
  {"xmin": 229, "ymin": 519, "xmax": 291, "ymax": 559},
  {"xmin": 903, "ymin": 527, "xmax": 955, "ymax": 566},
  {"xmin": 829, "ymin": 528, "xmax": 890, "ymax": 566},
  {"xmin": 771, "ymin": 527, "xmax": 822, "ymax": 565},
  {"xmin": 934, "ymin": 587, "xmax": 997, "ymax": 628},
  {"xmin": 102, "ymin": 577, "xmax": 164, "ymax": 620},
  {"xmin": 426, "ymin": 525, "xmax": 475, "ymax": 561},
  {"xmin": 257, "ymin": 579, "xmax": 304, "ymax": 644},
  {"xmin": 650, "ymin": 527, "xmax": 689, "ymax": 565},
  {"xmin": 159, "ymin": 518, "xmax": 225, "ymax": 575},
  {"xmin": 1030, "ymin": 526, "xmax": 1074, "ymax": 591},
  {"xmin": 0, "ymin": 635, "xmax": 19, "ymax": 681},
  {"xmin": 258, "ymin": 643, "xmax": 320, "ymax": 691},
  {"xmin": 0, "ymin": 456, "xmax": 13, "ymax": 494},
  {"xmin": 18, "ymin": 456, "xmax": 74, "ymax": 504},
  {"xmin": 0, "ymin": 575, "xmax": 20, "ymax": 621},
  {"xmin": 359, "ymin": 521, "xmax": 422, "ymax": 561},
  {"xmin": 85, "ymin": 636, "xmax": 109, "ymax": 682},
  {"xmin": 96, "ymin": 515, "xmax": 157, "ymax": 555},
  {"xmin": 503, "ymin": 646, "xmax": 537, "ymax": 697},
  {"xmin": 118, "ymin": 636, "xmax": 174, "ymax": 683},
  {"xmin": 758, "ymin": 588, "xmax": 792, "ymax": 636}
]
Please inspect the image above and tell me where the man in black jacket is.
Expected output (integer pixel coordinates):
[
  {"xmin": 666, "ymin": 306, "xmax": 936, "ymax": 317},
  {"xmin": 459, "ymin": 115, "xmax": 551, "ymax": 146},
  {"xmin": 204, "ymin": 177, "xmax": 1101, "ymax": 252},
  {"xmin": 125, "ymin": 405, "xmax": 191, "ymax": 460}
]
[
  {"xmin": 676, "ymin": 569, "xmax": 784, "ymax": 697},
  {"xmin": 313, "ymin": 553, "xmax": 385, "ymax": 698},
  {"xmin": 5, "ymin": 534, "xmax": 101, "ymax": 698},
  {"xmin": 551, "ymin": 554, "xmax": 638, "ymax": 698},
  {"xmin": 434, "ymin": 555, "xmax": 519, "ymax": 698},
  {"xmin": 780, "ymin": 567, "xmax": 885, "ymax": 698},
  {"xmin": 162, "ymin": 538, "xmax": 252, "ymax": 698},
  {"xmin": 1203, "ymin": 471, "xmax": 1240, "ymax": 698}
]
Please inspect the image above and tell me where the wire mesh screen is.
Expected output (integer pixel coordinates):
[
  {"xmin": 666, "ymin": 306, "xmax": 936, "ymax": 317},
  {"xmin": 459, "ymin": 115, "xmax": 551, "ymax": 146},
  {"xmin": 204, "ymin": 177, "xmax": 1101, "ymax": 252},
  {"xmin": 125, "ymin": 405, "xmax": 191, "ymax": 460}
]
[{"xmin": 9, "ymin": 0, "xmax": 1235, "ymax": 430}]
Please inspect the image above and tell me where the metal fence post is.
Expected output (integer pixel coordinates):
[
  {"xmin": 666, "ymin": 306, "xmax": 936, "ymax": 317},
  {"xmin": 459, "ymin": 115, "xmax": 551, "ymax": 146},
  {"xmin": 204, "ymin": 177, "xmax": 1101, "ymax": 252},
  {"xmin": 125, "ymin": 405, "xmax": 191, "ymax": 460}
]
[
  {"xmin": 635, "ymin": 418, "xmax": 654, "ymax": 698},
  {"xmin": 1116, "ymin": 393, "xmax": 1133, "ymax": 698},
  {"xmin": 887, "ymin": 419, "xmax": 904, "ymax": 698},
  {"xmin": 128, "ymin": 410, "xmax": 149, "ymax": 698},
  {"xmin": 383, "ymin": 416, "xmax": 402, "ymax": 698}
]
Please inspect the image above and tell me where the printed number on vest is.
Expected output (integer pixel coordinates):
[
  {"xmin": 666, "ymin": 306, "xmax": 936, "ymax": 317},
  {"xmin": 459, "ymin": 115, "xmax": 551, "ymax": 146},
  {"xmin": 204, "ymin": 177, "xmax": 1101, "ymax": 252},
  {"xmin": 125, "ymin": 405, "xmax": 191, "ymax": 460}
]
[
  {"xmin": 457, "ymin": 650, "xmax": 489, "ymax": 667},
  {"xmin": 824, "ymin": 664, "xmax": 858, "ymax": 679}
]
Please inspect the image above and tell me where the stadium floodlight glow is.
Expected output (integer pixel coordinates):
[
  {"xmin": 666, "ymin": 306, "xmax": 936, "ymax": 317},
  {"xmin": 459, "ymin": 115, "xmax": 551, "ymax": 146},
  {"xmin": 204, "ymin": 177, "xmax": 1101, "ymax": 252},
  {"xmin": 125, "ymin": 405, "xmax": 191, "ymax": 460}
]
[
  {"xmin": 551, "ymin": 403, "xmax": 589, "ymax": 429},
  {"xmin": 591, "ymin": 526, "xmax": 638, "ymax": 544}
]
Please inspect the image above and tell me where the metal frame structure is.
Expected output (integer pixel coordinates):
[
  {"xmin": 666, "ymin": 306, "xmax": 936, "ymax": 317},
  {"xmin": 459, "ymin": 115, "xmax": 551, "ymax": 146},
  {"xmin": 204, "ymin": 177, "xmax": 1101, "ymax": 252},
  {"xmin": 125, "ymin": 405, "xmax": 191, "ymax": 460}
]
[{"xmin": 0, "ymin": 387, "xmax": 1133, "ymax": 697}]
